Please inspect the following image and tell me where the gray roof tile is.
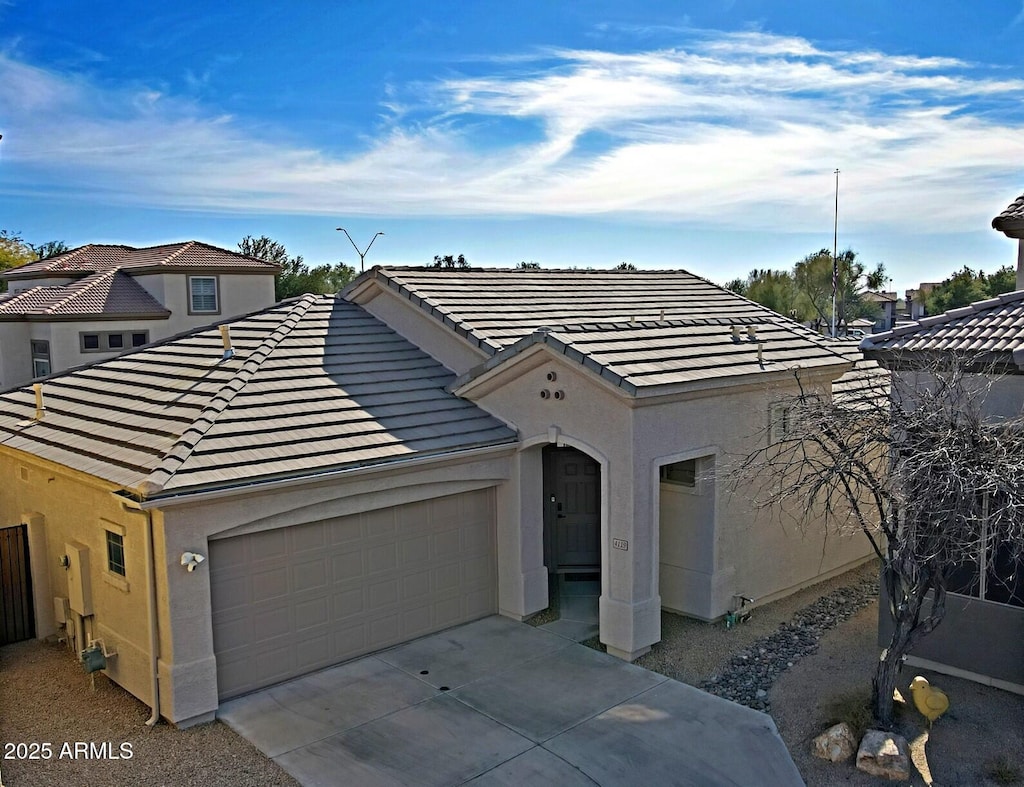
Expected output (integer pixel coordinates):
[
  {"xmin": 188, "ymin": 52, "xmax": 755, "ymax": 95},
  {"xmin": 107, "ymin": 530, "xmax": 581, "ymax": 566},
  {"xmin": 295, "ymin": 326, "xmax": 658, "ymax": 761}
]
[
  {"xmin": 0, "ymin": 296, "xmax": 516, "ymax": 498},
  {"xmin": 357, "ymin": 268, "xmax": 849, "ymax": 391}
]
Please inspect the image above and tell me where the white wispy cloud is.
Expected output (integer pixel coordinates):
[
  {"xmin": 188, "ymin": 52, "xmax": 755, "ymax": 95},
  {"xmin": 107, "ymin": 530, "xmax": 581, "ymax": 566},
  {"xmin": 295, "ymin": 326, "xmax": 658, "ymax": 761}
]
[{"xmin": 1, "ymin": 30, "xmax": 1023, "ymax": 233}]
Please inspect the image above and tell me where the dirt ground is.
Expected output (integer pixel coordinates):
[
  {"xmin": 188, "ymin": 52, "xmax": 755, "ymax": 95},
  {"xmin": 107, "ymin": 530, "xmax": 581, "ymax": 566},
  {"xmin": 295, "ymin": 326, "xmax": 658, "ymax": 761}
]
[
  {"xmin": 771, "ymin": 601, "xmax": 1024, "ymax": 786},
  {"xmin": 0, "ymin": 638, "xmax": 297, "ymax": 787}
]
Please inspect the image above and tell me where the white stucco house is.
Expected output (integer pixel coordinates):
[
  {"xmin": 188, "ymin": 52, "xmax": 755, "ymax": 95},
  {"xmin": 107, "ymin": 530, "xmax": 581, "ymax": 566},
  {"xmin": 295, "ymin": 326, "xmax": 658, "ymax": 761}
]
[
  {"xmin": 0, "ymin": 267, "xmax": 872, "ymax": 726},
  {"xmin": 0, "ymin": 241, "xmax": 280, "ymax": 390}
]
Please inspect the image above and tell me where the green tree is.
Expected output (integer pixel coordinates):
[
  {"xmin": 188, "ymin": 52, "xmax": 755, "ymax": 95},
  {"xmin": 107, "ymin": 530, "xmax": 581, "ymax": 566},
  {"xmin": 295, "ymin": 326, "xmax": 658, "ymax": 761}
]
[
  {"xmin": 615, "ymin": 262, "xmax": 637, "ymax": 271},
  {"xmin": 516, "ymin": 261, "xmax": 541, "ymax": 270},
  {"xmin": 32, "ymin": 240, "xmax": 69, "ymax": 260},
  {"xmin": 431, "ymin": 254, "xmax": 469, "ymax": 269},
  {"xmin": 793, "ymin": 249, "xmax": 883, "ymax": 334},
  {"xmin": 984, "ymin": 265, "xmax": 1017, "ymax": 298},
  {"xmin": 0, "ymin": 230, "xmax": 36, "ymax": 292},
  {"xmin": 239, "ymin": 235, "xmax": 355, "ymax": 300},
  {"xmin": 926, "ymin": 266, "xmax": 1017, "ymax": 313}
]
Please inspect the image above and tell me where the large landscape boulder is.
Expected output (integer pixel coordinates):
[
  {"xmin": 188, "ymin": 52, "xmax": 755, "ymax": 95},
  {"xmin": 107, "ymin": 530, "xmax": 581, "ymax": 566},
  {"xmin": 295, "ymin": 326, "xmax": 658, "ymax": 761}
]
[
  {"xmin": 856, "ymin": 730, "xmax": 910, "ymax": 781},
  {"xmin": 813, "ymin": 722, "xmax": 857, "ymax": 762}
]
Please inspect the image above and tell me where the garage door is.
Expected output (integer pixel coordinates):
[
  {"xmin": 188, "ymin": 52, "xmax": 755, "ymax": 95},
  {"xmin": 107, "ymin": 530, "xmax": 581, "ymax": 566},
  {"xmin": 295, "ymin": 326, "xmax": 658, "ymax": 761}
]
[{"xmin": 210, "ymin": 489, "xmax": 496, "ymax": 700}]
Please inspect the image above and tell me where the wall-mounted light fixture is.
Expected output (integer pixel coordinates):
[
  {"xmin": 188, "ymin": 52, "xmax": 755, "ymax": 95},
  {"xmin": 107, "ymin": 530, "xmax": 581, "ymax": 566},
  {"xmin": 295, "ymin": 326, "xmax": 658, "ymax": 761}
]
[{"xmin": 180, "ymin": 552, "xmax": 206, "ymax": 572}]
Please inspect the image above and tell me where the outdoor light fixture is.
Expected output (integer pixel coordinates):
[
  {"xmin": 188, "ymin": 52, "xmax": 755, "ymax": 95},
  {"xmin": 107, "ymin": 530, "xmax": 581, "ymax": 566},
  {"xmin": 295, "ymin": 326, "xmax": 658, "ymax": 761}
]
[{"xmin": 180, "ymin": 552, "xmax": 206, "ymax": 572}]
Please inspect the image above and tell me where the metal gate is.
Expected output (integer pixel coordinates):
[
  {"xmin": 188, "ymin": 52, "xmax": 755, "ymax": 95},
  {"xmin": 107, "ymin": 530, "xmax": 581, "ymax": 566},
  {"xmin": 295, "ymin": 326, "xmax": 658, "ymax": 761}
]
[{"xmin": 0, "ymin": 524, "xmax": 35, "ymax": 646}]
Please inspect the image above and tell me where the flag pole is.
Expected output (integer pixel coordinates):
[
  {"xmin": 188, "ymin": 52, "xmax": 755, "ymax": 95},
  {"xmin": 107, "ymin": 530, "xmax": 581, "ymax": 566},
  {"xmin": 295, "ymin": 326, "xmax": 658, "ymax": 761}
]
[{"xmin": 831, "ymin": 168, "xmax": 840, "ymax": 338}]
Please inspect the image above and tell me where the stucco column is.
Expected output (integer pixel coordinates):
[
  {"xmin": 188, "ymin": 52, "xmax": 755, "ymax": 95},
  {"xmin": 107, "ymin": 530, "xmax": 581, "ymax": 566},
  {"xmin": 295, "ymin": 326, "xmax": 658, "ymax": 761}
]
[
  {"xmin": 496, "ymin": 447, "xmax": 548, "ymax": 619},
  {"xmin": 599, "ymin": 458, "xmax": 661, "ymax": 661},
  {"xmin": 154, "ymin": 518, "xmax": 219, "ymax": 727}
]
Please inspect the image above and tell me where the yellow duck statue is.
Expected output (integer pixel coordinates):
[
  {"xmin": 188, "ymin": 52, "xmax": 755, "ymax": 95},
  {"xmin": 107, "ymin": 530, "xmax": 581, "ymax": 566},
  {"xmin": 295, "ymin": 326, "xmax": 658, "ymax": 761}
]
[{"xmin": 909, "ymin": 676, "xmax": 949, "ymax": 726}]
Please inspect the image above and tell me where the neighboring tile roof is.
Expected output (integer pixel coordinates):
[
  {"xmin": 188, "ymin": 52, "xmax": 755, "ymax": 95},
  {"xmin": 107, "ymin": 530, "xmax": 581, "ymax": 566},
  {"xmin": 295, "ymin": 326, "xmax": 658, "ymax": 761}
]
[
  {"xmin": 3, "ymin": 241, "xmax": 280, "ymax": 280},
  {"xmin": 860, "ymin": 290, "xmax": 1024, "ymax": 370},
  {"xmin": 352, "ymin": 268, "xmax": 851, "ymax": 390},
  {"xmin": 0, "ymin": 271, "xmax": 170, "ymax": 319},
  {"xmin": 992, "ymin": 193, "xmax": 1024, "ymax": 238},
  {"xmin": 831, "ymin": 360, "xmax": 890, "ymax": 410},
  {"xmin": 0, "ymin": 296, "xmax": 516, "ymax": 498}
]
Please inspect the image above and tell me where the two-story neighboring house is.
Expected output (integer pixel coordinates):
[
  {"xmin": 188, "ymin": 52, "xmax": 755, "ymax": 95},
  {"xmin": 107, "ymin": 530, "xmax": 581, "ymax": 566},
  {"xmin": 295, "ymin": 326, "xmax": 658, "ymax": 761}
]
[{"xmin": 0, "ymin": 241, "xmax": 280, "ymax": 389}]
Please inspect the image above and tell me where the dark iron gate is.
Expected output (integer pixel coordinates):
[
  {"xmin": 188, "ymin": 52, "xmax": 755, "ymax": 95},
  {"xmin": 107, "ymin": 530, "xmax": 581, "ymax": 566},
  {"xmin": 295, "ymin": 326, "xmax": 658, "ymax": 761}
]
[{"xmin": 0, "ymin": 524, "xmax": 35, "ymax": 645}]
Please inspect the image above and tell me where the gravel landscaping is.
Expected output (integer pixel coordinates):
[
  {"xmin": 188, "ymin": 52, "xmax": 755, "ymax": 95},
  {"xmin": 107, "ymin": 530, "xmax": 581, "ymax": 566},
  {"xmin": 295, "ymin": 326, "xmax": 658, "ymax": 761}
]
[{"xmin": 0, "ymin": 639, "xmax": 297, "ymax": 787}]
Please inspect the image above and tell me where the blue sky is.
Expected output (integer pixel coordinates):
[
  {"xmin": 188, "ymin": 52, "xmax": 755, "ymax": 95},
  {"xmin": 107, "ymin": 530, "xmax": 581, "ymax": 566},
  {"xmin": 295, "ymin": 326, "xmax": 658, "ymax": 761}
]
[{"xmin": 2, "ymin": 1, "xmax": 1023, "ymax": 292}]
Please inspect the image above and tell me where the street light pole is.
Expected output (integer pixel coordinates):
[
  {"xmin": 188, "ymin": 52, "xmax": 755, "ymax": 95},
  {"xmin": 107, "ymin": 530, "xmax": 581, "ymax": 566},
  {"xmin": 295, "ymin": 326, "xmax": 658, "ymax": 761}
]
[{"xmin": 336, "ymin": 228, "xmax": 384, "ymax": 273}]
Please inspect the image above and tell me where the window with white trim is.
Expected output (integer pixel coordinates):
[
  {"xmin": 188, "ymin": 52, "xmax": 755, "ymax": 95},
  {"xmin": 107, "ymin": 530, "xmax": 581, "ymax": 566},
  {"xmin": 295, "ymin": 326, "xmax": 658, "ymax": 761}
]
[
  {"xmin": 30, "ymin": 340, "xmax": 50, "ymax": 377},
  {"xmin": 188, "ymin": 276, "xmax": 219, "ymax": 313},
  {"xmin": 106, "ymin": 531, "xmax": 126, "ymax": 577}
]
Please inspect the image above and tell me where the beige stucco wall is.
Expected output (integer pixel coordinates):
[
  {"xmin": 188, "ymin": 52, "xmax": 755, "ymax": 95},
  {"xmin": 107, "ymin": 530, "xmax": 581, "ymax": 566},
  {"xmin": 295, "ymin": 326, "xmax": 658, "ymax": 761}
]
[
  {"xmin": 0, "ymin": 273, "xmax": 276, "ymax": 391},
  {"xmin": 0, "ymin": 320, "xmax": 31, "ymax": 391},
  {"xmin": 461, "ymin": 348, "xmax": 872, "ymax": 657},
  {"xmin": 149, "ymin": 449, "xmax": 514, "ymax": 725},
  {"xmin": 641, "ymin": 380, "xmax": 871, "ymax": 621},
  {"xmin": 132, "ymin": 272, "xmax": 276, "ymax": 335},
  {"xmin": 0, "ymin": 449, "xmax": 155, "ymax": 711}
]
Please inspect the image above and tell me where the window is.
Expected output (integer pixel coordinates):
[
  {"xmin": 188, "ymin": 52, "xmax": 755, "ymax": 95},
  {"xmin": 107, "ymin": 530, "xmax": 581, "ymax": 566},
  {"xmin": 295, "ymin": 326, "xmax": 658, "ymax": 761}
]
[
  {"xmin": 769, "ymin": 403, "xmax": 792, "ymax": 443},
  {"xmin": 80, "ymin": 331, "xmax": 150, "ymax": 353},
  {"xmin": 660, "ymin": 459, "xmax": 697, "ymax": 487},
  {"xmin": 948, "ymin": 507, "xmax": 1023, "ymax": 608},
  {"xmin": 30, "ymin": 340, "xmax": 50, "ymax": 377},
  {"xmin": 106, "ymin": 531, "xmax": 126, "ymax": 577},
  {"xmin": 189, "ymin": 276, "xmax": 219, "ymax": 314}
]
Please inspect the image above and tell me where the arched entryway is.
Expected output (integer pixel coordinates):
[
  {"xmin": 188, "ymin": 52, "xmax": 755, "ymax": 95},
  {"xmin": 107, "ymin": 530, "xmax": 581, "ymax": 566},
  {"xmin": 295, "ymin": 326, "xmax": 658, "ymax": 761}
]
[{"xmin": 542, "ymin": 445, "xmax": 601, "ymax": 631}]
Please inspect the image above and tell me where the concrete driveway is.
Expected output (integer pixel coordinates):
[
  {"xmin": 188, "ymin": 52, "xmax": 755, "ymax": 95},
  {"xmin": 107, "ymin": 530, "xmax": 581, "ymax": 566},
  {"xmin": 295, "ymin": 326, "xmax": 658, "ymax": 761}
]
[{"xmin": 218, "ymin": 616, "xmax": 803, "ymax": 786}]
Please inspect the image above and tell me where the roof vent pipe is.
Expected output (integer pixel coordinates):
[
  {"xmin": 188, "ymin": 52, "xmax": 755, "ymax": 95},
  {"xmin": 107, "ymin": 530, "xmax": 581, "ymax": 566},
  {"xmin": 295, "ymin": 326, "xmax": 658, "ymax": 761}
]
[
  {"xmin": 219, "ymin": 325, "xmax": 235, "ymax": 360},
  {"xmin": 731, "ymin": 325, "xmax": 741, "ymax": 341},
  {"xmin": 32, "ymin": 383, "xmax": 45, "ymax": 420},
  {"xmin": 747, "ymin": 325, "xmax": 757, "ymax": 340},
  {"xmin": 757, "ymin": 342, "xmax": 764, "ymax": 365}
]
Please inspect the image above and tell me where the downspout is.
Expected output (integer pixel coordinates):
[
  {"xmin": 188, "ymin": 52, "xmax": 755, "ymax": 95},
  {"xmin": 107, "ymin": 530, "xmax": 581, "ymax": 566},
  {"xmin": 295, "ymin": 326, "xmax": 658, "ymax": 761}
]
[{"xmin": 122, "ymin": 499, "xmax": 160, "ymax": 727}]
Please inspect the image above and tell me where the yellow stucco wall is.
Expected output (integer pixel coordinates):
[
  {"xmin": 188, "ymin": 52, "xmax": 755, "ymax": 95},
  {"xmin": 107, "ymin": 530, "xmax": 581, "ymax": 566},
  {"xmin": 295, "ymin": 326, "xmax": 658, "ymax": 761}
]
[{"xmin": 0, "ymin": 448, "xmax": 155, "ymax": 711}]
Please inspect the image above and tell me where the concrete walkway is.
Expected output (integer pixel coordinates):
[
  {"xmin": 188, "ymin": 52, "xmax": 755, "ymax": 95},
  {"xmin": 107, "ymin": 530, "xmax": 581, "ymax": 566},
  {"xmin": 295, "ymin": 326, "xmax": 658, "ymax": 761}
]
[{"xmin": 218, "ymin": 616, "xmax": 803, "ymax": 786}]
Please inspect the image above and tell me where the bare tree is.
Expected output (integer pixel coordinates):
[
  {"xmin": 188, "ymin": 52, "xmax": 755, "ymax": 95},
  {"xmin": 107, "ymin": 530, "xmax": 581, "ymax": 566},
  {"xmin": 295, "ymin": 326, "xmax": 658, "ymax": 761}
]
[{"xmin": 724, "ymin": 357, "xmax": 1024, "ymax": 726}]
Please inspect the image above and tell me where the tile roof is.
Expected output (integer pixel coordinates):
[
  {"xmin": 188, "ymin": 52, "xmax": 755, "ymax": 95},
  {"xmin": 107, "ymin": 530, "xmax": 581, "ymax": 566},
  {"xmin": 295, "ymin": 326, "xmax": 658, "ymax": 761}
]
[
  {"xmin": 860, "ymin": 289, "xmax": 1024, "ymax": 370},
  {"xmin": 0, "ymin": 271, "xmax": 170, "ymax": 319},
  {"xmin": 831, "ymin": 360, "xmax": 890, "ymax": 410},
  {"xmin": 0, "ymin": 296, "xmax": 516, "ymax": 498},
  {"xmin": 354, "ymin": 267, "xmax": 851, "ymax": 390},
  {"xmin": 3, "ymin": 241, "xmax": 280, "ymax": 280},
  {"xmin": 992, "ymin": 193, "xmax": 1024, "ymax": 238}
]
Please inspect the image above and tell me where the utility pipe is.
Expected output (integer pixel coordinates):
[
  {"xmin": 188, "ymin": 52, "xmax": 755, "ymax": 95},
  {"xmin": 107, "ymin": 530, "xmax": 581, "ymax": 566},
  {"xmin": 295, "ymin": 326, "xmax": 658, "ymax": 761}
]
[{"xmin": 122, "ymin": 499, "xmax": 160, "ymax": 727}]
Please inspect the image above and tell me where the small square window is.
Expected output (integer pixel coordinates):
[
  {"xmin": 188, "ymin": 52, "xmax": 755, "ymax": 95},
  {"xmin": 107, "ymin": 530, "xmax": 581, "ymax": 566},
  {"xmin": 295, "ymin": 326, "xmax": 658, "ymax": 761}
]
[
  {"xmin": 769, "ymin": 404, "xmax": 792, "ymax": 443},
  {"xmin": 107, "ymin": 333, "xmax": 124, "ymax": 349},
  {"xmin": 131, "ymin": 332, "xmax": 148, "ymax": 347},
  {"xmin": 82, "ymin": 334, "xmax": 100, "ymax": 350},
  {"xmin": 660, "ymin": 459, "xmax": 697, "ymax": 487},
  {"xmin": 189, "ymin": 276, "xmax": 219, "ymax": 313},
  {"xmin": 106, "ymin": 531, "xmax": 126, "ymax": 577}
]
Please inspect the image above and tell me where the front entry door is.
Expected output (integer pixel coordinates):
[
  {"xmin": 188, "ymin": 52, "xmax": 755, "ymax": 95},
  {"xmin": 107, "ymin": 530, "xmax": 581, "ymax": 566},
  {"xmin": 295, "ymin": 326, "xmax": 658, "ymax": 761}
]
[{"xmin": 547, "ymin": 448, "xmax": 601, "ymax": 569}]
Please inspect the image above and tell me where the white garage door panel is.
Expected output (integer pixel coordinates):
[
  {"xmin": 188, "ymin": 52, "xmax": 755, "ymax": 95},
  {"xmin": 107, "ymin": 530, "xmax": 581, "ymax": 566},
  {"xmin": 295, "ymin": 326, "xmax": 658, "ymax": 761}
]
[{"xmin": 210, "ymin": 489, "xmax": 496, "ymax": 700}]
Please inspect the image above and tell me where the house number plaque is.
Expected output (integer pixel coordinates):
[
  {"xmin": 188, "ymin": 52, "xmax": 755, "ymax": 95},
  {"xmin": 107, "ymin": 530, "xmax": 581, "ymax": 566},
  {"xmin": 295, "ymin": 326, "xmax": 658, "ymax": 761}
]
[{"xmin": 612, "ymin": 538, "xmax": 628, "ymax": 551}]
